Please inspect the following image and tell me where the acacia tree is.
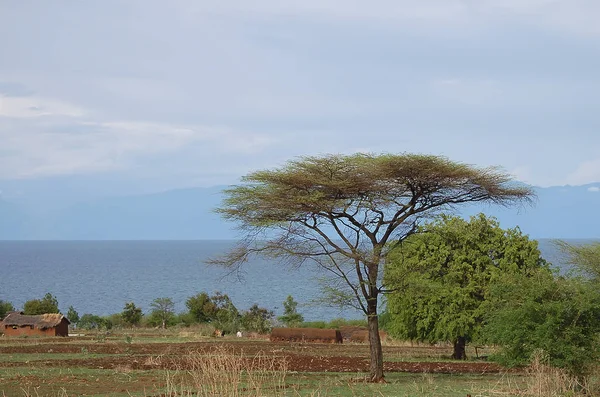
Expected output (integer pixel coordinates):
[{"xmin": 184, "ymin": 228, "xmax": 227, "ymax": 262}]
[
  {"xmin": 211, "ymin": 153, "xmax": 533, "ymax": 381},
  {"xmin": 150, "ymin": 297, "xmax": 175, "ymax": 329},
  {"xmin": 383, "ymin": 214, "xmax": 548, "ymax": 359},
  {"xmin": 555, "ymin": 240, "xmax": 600, "ymax": 280}
]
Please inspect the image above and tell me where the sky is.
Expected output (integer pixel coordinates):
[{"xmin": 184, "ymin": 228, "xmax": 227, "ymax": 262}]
[{"xmin": 1, "ymin": 1, "xmax": 599, "ymax": 203}]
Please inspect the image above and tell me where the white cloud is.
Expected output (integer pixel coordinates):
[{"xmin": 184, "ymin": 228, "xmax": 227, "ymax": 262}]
[
  {"xmin": 0, "ymin": 94, "xmax": 277, "ymax": 179},
  {"xmin": 566, "ymin": 158, "xmax": 600, "ymax": 186},
  {"xmin": 588, "ymin": 186, "xmax": 600, "ymax": 192}
]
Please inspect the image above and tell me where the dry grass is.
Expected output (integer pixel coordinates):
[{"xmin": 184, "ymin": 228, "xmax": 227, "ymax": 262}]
[
  {"xmin": 164, "ymin": 345, "xmax": 289, "ymax": 396},
  {"xmin": 478, "ymin": 352, "xmax": 598, "ymax": 397}
]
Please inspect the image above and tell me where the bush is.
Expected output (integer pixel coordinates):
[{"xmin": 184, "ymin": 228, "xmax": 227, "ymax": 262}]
[
  {"xmin": 79, "ymin": 314, "xmax": 110, "ymax": 330},
  {"xmin": 481, "ymin": 270, "xmax": 600, "ymax": 377},
  {"xmin": 241, "ymin": 304, "xmax": 274, "ymax": 334},
  {"xmin": 186, "ymin": 292, "xmax": 217, "ymax": 323}
]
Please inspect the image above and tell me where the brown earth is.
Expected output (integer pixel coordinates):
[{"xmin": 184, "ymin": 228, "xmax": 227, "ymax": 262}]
[{"xmin": 0, "ymin": 338, "xmax": 505, "ymax": 374}]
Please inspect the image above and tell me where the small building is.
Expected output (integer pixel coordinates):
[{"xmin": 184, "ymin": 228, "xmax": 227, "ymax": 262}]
[{"xmin": 1, "ymin": 312, "xmax": 70, "ymax": 337}]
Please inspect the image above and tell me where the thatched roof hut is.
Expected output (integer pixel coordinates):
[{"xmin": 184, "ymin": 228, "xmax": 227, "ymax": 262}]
[{"xmin": 1, "ymin": 312, "xmax": 70, "ymax": 337}]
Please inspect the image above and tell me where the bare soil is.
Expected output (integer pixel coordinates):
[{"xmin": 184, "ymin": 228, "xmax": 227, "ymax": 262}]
[{"xmin": 0, "ymin": 338, "xmax": 505, "ymax": 374}]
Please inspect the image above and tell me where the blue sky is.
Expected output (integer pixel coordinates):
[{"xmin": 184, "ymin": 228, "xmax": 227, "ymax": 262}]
[{"xmin": 1, "ymin": 1, "xmax": 599, "ymax": 202}]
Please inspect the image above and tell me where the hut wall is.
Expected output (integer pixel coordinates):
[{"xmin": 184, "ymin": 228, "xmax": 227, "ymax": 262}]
[
  {"xmin": 54, "ymin": 319, "xmax": 69, "ymax": 337},
  {"xmin": 3, "ymin": 325, "xmax": 56, "ymax": 337}
]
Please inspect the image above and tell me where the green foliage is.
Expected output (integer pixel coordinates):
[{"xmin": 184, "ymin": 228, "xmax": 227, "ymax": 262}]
[
  {"xmin": 383, "ymin": 214, "xmax": 548, "ymax": 355},
  {"xmin": 240, "ymin": 304, "xmax": 274, "ymax": 334},
  {"xmin": 23, "ymin": 293, "xmax": 59, "ymax": 315},
  {"xmin": 211, "ymin": 292, "xmax": 240, "ymax": 334},
  {"xmin": 186, "ymin": 292, "xmax": 217, "ymax": 323},
  {"xmin": 78, "ymin": 314, "xmax": 110, "ymax": 330},
  {"xmin": 121, "ymin": 302, "xmax": 142, "ymax": 327},
  {"xmin": 0, "ymin": 300, "xmax": 15, "ymax": 319},
  {"xmin": 149, "ymin": 297, "xmax": 175, "ymax": 329},
  {"xmin": 278, "ymin": 295, "xmax": 304, "ymax": 326},
  {"xmin": 184, "ymin": 291, "xmax": 239, "ymax": 332},
  {"xmin": 66, "ymin": 306, "xmax": 79, "ymax": 325},
  {"xmin": 481, "ymin": 270, "xmax": 600, "ymax": 377}
]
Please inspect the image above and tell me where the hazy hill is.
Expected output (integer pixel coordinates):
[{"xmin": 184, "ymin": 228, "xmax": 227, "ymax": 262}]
[{"xmin": 0, "ymin": 183, "xmax": 598, "ymax": 240}]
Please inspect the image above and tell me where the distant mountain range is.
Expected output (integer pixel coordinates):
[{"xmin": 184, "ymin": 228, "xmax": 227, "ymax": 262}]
[{"xmin": 1, "ymin": 183, "xmax": 598, "ymax": 240}]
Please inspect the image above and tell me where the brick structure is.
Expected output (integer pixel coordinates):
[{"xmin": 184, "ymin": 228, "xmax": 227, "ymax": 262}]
[{"xmin": 270, "ymin": 327, "xmax": 343, "ymax": 343}]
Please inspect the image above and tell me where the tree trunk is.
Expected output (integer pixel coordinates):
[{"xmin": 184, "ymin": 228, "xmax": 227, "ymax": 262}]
[
  {"xmin": 452, "ymin": 336, "xmax": 467, "ymax": 360},
  {"xmin": 367, "ymin": 309, "xmax": 385, "ymax": 382}
]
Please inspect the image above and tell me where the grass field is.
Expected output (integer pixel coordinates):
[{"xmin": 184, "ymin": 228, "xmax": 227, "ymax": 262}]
[{"xmin": 0, "ymin": 328, "xmax": 596, "ymax": 397}]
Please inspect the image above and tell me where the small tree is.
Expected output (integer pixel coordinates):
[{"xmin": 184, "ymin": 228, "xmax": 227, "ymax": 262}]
[
  {"xmin": 23, "ymin": 293, "xmax": 59, "ymax": 315},
  {"xmin": 241, "ymin": 304, "xmax": 274, "ymax": 334},
  {"xmin": 383, "ymin": 214, "xmax": 548, "ymax": 359},
  {"xmin": 149, "ymin": 297, "xmax": 175, "ymax": 329},
  {"xmin": 211, "ymin": 153, "xmax": 533, "ymax": 381},
  {"xmin": 278, "ymin": 295, "xmax": 304, "ymax": 327},
  {"xmin": 211, "ymin": 292, "xmax": 240, "ymax": 333},
  {"xmin": 66, "ymin": 306, "xmax": 80, "ymax": 327},
  {"xmin": 0, "ymin": 300, "xmax": 15, "ymax": 319},
  {"xmin": 186, "ymin": 292, "xmax": 217, "ymax": 323},
  {"xmin": 121, "ymin": 302, "xmax": 142, "ymax": 327}
]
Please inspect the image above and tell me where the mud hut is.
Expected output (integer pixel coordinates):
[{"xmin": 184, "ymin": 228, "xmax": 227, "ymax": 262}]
[{"xmin": 1, "ymin": 312, "xmax": 70, "ymax": 337}]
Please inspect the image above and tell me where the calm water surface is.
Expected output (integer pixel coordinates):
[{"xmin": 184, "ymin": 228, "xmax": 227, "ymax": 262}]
[{"xmin": 0, "ymin": 239, "xmax": 590, "ymax": 321}]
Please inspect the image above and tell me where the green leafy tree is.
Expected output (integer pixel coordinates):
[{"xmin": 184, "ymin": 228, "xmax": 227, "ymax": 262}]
[
  {"xmin": 278, "ymin": 295, "xmax": 304, "ymax": 326},
  {"xmin": 66, "ymin": 306, "xmax": 79, "ymax": 327},
  {"xmin": 0, "ymin": 300, "xmax": 15, "ymax": 319},
  {"xmin": 211, "ymin": 292, "xmax": 240, "ymax": 333},
  {"xmin": 480, "ymin": 270, "xmax": 600, "ymax": 378},
  {"xmin": 149, "ymin": 297, "xmax": 175, "ymax": 329},
  {"xmin": 121, "ymin": 302, "xmax": 142, "ymax": 327},
  {"xmin": 384, "ymin": 214, "xmax": 548, "ymax": 360},
  {"xmin": 186, "ymin": 292, "xmax": 217, "ymax": 323},
  {"xmin": 211, "ymin": 153, "xmax": 533, "ymax": 381},
  {"xmin": 241, "ymin": 304, "xmax": 274, "ymax": 334},
  {"xmin": 23, "ymin": 293, "xmax": 59, "ymax": 315}
]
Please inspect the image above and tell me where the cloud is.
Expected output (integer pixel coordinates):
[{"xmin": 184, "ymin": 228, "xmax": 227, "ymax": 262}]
[
  {"xmin": 588, "ymin": 186, "xmax": 600, "ymax": 192},
  {"xmin": 566, "ymin": 158, "xmax": 600, "ymax": 186},
  {"xmin": 1, "ymin": 1, "xmax": 599, "ymax": 191},
  {"xmin": 0, "ymin": 95, "xmax": 277, "ymax": 179}
]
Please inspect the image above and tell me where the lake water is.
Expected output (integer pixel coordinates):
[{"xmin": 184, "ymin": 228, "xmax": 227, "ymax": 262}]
[{"xmin": 0, "ymin": 239, "xmax": 589, "ymax": 321}]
